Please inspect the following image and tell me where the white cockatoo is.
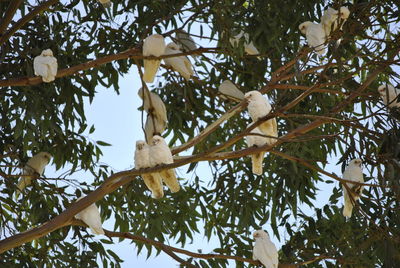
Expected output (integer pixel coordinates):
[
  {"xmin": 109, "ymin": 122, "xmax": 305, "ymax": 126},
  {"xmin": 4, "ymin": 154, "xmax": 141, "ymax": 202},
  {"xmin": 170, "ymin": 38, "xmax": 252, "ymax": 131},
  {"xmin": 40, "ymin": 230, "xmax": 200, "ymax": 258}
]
[
  {"xmin": 16, "ymin": 152, "xmax": 52, "ymax": 197},
  {"xmin": 378, "ymin": 84, "xmax": 400, "ymax": 109},
  {"xmin": 144, "ymin": 114, "xmax": 167, "ymax": 144},
  {"xmin": 163, "ymin": 42, "xmax": 194, "ymax": 80},
  {"xmin": 33, "ymin": 49, "xmax": 58, "ymax": 82},
  {"xmin": 321, "ymin": 6, "xmax": 350, "ymax": 38},
  {"xmin": 298, "ymin": 22, "xmax": 326, "ymax": 55},
  {"xmin": 149, "ymin": 135, "xmax": 180, "ymax": 193},
  {"xmin": 134, "ymin": 140, "xmax": 164, "ymax": 199},
  {"xmin": 175, "ymin": 30, "xmax": 197, "ymax": 55},
  {"xmin": 218, "ymin": 80, "xmax": 245, "ymax": 102},
  {"xmin": 253, "ymin": 230, "xmax": 279, "ymax": 268},
  {"xmin": 97, "ymin": 0, "xmax": 111, "ymax": 8},
  {"xmin": 342, "ymin": 159, "xmax": 364, "ymax": 218},
  {"xmin": 142, "ymin": 34, "xmax": 166, "ymax": 83},
  {"xmin": 138, "ymin": 88, "xmax": 168, "ymax": 142},
  {"xmin": 138, "ymin": 87, "xmax": 168, "ymax": 126},
  {"xmin": 244, "ymin": 91, "xmax": 278, "ymax": 142},
  {"xmin": 245, "ymin": 124, "xmax": 271, "ymax": 176},
  {"xmin": 230, "ymin": 31, "xmax": 261, "ymax": 58},
  {"xmin": 74, "ymin": 197, "xmax": 105, "ymax": 235}
]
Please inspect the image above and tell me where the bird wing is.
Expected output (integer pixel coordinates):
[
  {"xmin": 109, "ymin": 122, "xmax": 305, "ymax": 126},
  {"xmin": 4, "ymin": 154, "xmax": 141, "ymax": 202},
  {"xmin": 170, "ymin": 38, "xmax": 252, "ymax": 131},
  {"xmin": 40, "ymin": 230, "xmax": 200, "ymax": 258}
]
[{"xmin": 306, "ymin": 24, "xmax": 326, "ymax": 54}]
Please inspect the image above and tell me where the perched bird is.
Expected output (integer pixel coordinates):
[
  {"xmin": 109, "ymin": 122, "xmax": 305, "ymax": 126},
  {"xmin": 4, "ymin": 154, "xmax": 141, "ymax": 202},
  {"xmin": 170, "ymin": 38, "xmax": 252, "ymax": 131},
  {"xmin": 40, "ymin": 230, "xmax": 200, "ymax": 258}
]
[
  {"xmin": 245, "ymin": 124, "xmax": 270, "ymax": 175},
  {"xmin": 253, "ymin": 230, "xmax": 279, "ymax": 268},
  {"xmin": 342, "ymin": 159, "xmax": 364, "ymax": 218},
  {"xmin": 33, "ymin": 49, "xmax": 58, "ymax": 82},
  {"xmin": 144, "ymin": 114, "xmax": 167, "ymax": 144},
  {"xmin": 230, "ymin": 31, "xmax": 261, "ymax": 59},
  {"xmin": 134, "ymin": 140, "xmax": 164, "ymax": 199},
  {"xmin": 378, "ymin": 84, "xmax": 400, "ymax": 109},
  {"xmin": 16, "ymin": 152, "xmax": 52, "ymax": 197},
  {"xmin": 97, "ymin": 0, "xmax": 111, "ymax": 8},
  {"xmin": 244, "ymin": 91, "xmax": 278, "ymax": 142},
  {"xmin": 138, "ymin": 88, "xmax": 168, "ymax": 126},
  {"xmin": 298, "ymin": 21, "xmax": 326, "ymax": 55},
  {"xmin": 163, "ymin": 42, "xmax": 194, "ymax": 80},
  {"xmin": 142, "ymin": 34, "xmax": 166, "ymax": 83},
  {"xmin": 321, "ymin": 6, "xmax": 350, "ymax": 38},
  {"xmin": 74, "ymin": 196, "xmax": 105, "ymax": 235},
  {"xmin": 175, "ymin": 29, "xmax": 197, "ymax": 55},
  {"xmin": 218, "ymin": 80, "xmax": 245, "ymax": 102},
  {"xmin": 149, "ymin": 135, "xmax": 180, "ymax": 193}
]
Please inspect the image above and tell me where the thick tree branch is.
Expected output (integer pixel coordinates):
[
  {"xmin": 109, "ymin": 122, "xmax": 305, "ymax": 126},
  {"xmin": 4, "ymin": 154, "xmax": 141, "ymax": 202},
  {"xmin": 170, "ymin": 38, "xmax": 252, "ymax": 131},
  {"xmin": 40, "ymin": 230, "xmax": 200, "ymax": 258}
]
[{"xmin": 0, "ymin": 47, "xmax": 217, "ymax": 87}]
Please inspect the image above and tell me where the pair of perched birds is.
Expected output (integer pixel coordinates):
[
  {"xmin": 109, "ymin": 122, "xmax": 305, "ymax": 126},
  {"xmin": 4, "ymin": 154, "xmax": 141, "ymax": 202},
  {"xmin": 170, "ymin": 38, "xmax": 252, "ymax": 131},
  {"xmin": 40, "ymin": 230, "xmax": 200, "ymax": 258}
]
[
  {"xmin": 134, "ymin": 135, "xmax": 180, "ymax": 198},
  {"xmin": 299, "ymin": 6, "xmax": 350, "ymax": 55}
]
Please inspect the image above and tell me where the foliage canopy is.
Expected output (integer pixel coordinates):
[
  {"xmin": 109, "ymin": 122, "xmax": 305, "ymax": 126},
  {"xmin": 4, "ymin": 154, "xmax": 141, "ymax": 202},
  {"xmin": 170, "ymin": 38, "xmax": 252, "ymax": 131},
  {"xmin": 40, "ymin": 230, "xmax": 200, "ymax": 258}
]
[{"xmin": 0, "ymin": 0, "xmax": 399, "ymax": 267}]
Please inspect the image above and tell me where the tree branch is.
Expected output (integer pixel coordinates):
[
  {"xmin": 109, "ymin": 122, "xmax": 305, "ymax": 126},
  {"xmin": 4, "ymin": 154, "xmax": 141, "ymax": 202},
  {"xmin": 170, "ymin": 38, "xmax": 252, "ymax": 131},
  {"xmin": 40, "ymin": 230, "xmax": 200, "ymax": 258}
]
[{"xmin": 0, "ymin": 0, "xmax": 59, "ymax": 46}]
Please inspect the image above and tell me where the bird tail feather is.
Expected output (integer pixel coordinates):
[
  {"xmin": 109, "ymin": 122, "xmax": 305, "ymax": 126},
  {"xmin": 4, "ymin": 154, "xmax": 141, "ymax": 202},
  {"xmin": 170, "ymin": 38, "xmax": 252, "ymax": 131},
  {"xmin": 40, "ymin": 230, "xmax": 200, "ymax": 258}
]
[
  {"xmin": 161, "ymin": 169, "xmax": 180, "ymax": 193},
  {"xmin": 143, "ymin": 60, "xmax": 161, "ymax": 83},
  {"xmin": 343, "ymin": 194, "xmax": 353, "ymax": 218},
  {"xmin": 252, "ymin": 153, "xmax": 264, "ymax": 176},
  {"xmin": 142, "ymin": 174, "xmax": 164, "ymax": 199},
  {"xmin": 15, "ymin": 177, "xmax": 32, "ymax": 198}
]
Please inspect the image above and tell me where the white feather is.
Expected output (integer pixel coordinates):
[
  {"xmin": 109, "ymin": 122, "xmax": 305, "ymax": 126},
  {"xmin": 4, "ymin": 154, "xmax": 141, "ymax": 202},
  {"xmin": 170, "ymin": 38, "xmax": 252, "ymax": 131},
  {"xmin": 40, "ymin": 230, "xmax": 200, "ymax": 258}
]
[
  {"xmin": 143, "ymin": 34, "xmax": 166, "ymax": 83},
  {"xmin": 218, "ymin": 80, "xmax": 245, "ymax": 102},
  {"xmin": 16, "ymin": 152, "xmax": 52, "ymax": 198},
  {"xmin": 33, "ymin": 49, "xmax": 58, "ymax": 82},
  {"xmin": 342, "ymin": 159, "xmax": 364, "ymax": 218},
  {"xmin": 175, "ymin": 30, "xmax": 197, "ymax": 55},
  {"xmin": 299, "ymin": 21, "xmax": 326, "ymax": 55},
  {"xmin": 230, "ymin": 31, "xmax": 261, "ymax": 59},
  {"xmin": 149, "ymin": 136, "xmax": 180, "ymax": 193},
  {"xmin": 244, "ymin": 91, "xmax": 278, "ymax": 142},
  {"xmin": 253, "ymin": 230, "xmax": 279, "ymax": 268},
  {"xmin": 245, "ymin": 125, "xmax": 269, "ymax": 175},
  {"xmin": 75, "ymin": 197, "xmax": 104, "ymax": 235},
  {"xmin": 134, "ymin": 140, "xmax": 164, "ymax": 198},
  {"xmin": 163, "ymin": 42, "xmax": 194, "ymax": 80}
]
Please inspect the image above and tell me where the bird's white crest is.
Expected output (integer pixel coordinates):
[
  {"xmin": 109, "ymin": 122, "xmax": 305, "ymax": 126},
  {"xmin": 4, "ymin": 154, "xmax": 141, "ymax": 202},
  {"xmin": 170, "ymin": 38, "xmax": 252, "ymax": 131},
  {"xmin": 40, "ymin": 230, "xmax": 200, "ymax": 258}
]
[
  {"xmin": 74, "ymin": 196, "xmax": 105, "ymax": 235},
  {"xmin": 342, "ymin": 158, "xmax": 364, "ymax": 218},
  {"xmin": 378, "ymin": 84, "xmax": 400, "ymax": 108},
  {"xmin": 163, "ymin": 42, "xmax": 194, "ymax": 80},
  {"xmin": 252, "ymin": 230, "xmax": 279, "ymax": 268},
  {"xmin": 142, "ymin": 34, "xmax": 166, "ymax": 83},
  {"xmin": 33, "ymin": 49, "xmax": 58, "ymax": 82}
]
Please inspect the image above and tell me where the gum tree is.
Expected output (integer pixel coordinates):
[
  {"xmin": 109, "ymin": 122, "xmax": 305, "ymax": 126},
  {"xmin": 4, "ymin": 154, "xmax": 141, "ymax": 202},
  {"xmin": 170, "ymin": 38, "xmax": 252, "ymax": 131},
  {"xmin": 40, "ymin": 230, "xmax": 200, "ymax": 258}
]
[{"xmin": 0, "ymin": 0, "xmax": 399, "ymax": 267}]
